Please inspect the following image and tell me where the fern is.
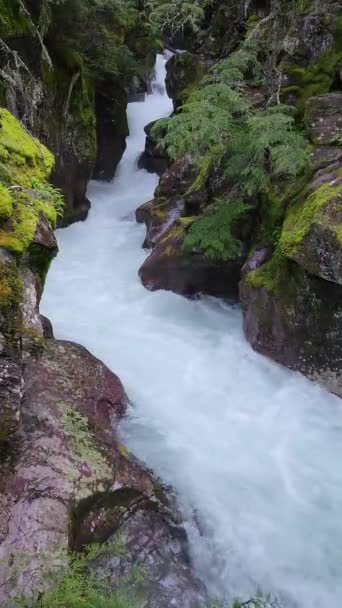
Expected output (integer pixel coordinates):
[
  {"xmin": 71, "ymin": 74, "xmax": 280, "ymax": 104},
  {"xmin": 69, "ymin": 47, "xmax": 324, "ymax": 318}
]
[
  {"xmin": 183, "ymin": 200, "xmax": 251, "ymax": 261},
  {"xmin": 225, "ymin": 106, "xmax": 310, "ymax": 195}
]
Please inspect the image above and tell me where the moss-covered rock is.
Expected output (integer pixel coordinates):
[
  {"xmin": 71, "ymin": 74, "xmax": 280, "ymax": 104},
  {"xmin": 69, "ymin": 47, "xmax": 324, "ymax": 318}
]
[
  {"xmin": 0, "ymin": 110, "xmax": 59, "ymax": 444},
  {"xmin": 280, "ymin": 174, "xmax": 342, "ymax": 284}
]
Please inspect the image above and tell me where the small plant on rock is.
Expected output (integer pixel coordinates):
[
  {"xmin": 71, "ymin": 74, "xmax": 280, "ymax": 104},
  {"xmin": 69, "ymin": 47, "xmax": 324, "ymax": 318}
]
[{"xmin": 183, "ymin": 199, "xmax": 251, "ymax": 261}]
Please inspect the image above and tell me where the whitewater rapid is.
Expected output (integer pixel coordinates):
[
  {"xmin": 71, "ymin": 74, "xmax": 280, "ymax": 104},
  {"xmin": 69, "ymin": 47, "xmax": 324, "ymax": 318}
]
[{"xmin": 42, "ymin": 55, "xmax": 342, "ymax": 608}]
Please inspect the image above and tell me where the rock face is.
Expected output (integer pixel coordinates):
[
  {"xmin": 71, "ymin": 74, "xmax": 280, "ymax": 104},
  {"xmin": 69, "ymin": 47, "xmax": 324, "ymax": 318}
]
[
  {"xmin": 0, "ymin": 340, "xmax": 206, "ymax": 606},
  {"xmin": 305, "ymin": 93, "xmax": 342, "ymax": 146},
  {"xmin": 93, "ymin": 85, "xmax": 129, "ymax": 181},
  {"xmin": 240, "ymin": 92, "xmax": 342, "ymax": 396}
]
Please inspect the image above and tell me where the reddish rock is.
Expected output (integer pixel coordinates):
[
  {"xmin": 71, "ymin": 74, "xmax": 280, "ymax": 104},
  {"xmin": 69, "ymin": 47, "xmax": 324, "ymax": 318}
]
[{"xmin": 0, "ymin": 340, "xmax": 206, "ymax": 606}]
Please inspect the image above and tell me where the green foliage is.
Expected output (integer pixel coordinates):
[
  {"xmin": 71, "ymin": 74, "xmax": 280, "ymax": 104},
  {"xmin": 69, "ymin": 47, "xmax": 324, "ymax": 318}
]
[
  {"xmin": 183, "ymin": 199, "xmax": 250, "ymax": 261},
  {"xmin": 153, "ymin": 43, "xmax": 310, "ymax": 198},
  {"xmin": 49, "ymin": 0, "xmax": 157, "ymax": 83},
  {"xmin": 147, "ymin": 0, "xmax": 213, "ymax": 37},
  {"xmin": 18, "ymin": 542, "xmax": 143, "ymax": 608},
  {"xmin": 204, "ymin": 40, "xmax": 262, "ymax": 89}
]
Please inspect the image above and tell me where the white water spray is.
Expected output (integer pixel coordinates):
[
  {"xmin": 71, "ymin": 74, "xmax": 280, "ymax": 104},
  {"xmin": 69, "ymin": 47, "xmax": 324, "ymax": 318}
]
[{"xmin": 42, "ymin": 55, "xmax": 342, "ymax": 608}]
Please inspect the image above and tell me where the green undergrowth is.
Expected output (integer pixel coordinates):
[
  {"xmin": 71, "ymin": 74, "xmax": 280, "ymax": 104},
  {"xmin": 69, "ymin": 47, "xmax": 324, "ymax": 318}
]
[
  {"xmin": 16, "ymin": 541, "xmax": 143, "ymax": 608},
  {"xmin": 280, "ymin": 178, "xmax": 342, "ymax": 256},
  {"xmin": 183, "ymin": 199, "xmax": 251, "ymax": 261}
]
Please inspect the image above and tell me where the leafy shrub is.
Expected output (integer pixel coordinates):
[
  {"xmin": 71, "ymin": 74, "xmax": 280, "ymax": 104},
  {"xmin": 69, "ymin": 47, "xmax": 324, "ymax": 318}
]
[{"xmin": 183, "ymin": 199, "xmax": 251, "ymax": 261}]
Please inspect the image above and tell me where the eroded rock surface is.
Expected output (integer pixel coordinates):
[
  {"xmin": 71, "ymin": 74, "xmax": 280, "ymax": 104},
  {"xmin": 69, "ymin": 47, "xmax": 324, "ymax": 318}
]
[{"xmin": 0, "ymin": 340, "xmax": 206, "ymax": 606}]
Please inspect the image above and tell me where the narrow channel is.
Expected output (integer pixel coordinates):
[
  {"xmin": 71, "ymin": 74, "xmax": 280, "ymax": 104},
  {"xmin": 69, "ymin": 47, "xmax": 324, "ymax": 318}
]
[{"xmin": 42, "ymin": 54, "xmax": 342, "ymax": 608}]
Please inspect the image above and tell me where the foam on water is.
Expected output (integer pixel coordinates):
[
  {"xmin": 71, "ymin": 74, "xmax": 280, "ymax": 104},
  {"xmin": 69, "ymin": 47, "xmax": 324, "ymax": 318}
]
[{"xmin": 42, "ymin": 54, "xmax": 342, "ymax": 608}]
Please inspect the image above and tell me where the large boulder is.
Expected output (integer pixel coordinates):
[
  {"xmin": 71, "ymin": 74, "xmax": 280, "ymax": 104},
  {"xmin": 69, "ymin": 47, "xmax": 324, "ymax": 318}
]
[
  {"xmin": 0, "ymin": 340, "xmax": 206, "ymax": 606},
  {"xmin": 138, "ymin": 120, "xmax": 170, "ymax": 176},
  {"xmin": 139, "ymin": 220, "xmax": 241, "ymax": 299},
  {"xmin": 240, "ymin": 256, "xmax": 342, "ymax": 397}
]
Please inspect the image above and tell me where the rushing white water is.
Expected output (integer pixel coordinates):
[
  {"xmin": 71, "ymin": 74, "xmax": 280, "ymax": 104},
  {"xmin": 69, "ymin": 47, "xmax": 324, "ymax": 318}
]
[{"xmin": 42, "ymin": 55, "xmax": 342, "ymax": 608}]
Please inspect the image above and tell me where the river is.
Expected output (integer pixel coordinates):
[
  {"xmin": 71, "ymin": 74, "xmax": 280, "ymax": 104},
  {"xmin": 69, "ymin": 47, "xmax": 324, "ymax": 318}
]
[{"xmin": 42, "ymin": 54, "xmax": 342, "ymax": 608}]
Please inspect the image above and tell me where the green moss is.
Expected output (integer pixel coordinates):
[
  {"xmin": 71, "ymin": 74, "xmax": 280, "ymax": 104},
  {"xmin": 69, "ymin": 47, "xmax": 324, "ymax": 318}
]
[
  {"xmin": 280, "ymin": 180, "xmax": 342, "ymax": 257},
  {"xmin": 0, "ymin": 109, "xmax": 54, "ymax": 186},
  {"xmin": 0, "ymin": 195, "xmax": 38, "ymax": 253},
  {"xmin": 0, "ymin": 260, "xmax": 23, "ymax": 309},
  {"xmin": 245, "ymin": 250, "xmax": 301, "ymax": 305},
  {"xmin": 0, "ymin": 183, "xmax": 13, "ymax": 221},
  {"xmin": 282, "ymin": 33, "xmax": 342, "ymax": 114},
  {"xmin": 0, "ymin": 111, "xmax": 62, "ymax": 255},
  {"xmin": 62, "ymin": 407, "xmax": 111, "ymax": 477}
]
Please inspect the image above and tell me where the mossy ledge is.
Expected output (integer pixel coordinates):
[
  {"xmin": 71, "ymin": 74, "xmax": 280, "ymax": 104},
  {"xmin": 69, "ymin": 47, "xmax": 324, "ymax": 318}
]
[{"xmin": 0, "ymin": 108, "xmax": 62, "ymax": 326}]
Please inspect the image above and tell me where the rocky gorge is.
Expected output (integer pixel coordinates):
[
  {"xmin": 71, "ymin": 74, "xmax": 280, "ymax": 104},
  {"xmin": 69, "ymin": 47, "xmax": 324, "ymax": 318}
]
[{"xmin": 0, "ymin": 1, "xmax": 342, "ymax": 608}]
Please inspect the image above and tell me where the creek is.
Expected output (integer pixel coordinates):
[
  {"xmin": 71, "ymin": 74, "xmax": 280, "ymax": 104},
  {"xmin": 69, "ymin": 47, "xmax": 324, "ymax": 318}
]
[{"xmin": 42, "ymin": 54, "xmax": 342, "ymax": 608}]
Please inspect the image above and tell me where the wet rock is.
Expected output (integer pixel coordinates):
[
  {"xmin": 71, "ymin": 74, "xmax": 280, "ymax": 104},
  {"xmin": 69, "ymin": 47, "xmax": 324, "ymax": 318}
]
[
  {"xmin": 305, "ymin": 93, "xmax": 342, "ymax": 145},
  {"xmin": 138, "ymin": 120, "xmax": 171, "ymax": 176},
  {"xmin": 136, "ymin": 198, "xmax": 185, "ymax": 248},
  {"xmin": 0, "ymin": 340, "xmax": 203, "ymax": 605},
  {"xmin": 139, "ymin": 221, "xmax": 240, "ymax": 299},
  {"xmin": 240, "ymin": 262, "xmax": 342, "ymax": 397},
  {"xmin": 93, "ymin": 85, "xmax": 129, "ymax": 181}
]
